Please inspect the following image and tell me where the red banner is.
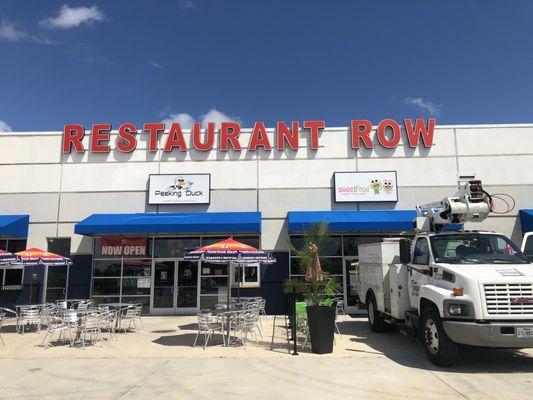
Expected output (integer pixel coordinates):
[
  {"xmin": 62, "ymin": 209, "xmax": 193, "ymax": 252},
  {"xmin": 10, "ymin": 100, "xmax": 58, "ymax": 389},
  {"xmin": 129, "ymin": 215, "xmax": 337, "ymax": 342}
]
[{"xmin": 100, "ymin": 237, "xmax": 147, "ymax": 257}]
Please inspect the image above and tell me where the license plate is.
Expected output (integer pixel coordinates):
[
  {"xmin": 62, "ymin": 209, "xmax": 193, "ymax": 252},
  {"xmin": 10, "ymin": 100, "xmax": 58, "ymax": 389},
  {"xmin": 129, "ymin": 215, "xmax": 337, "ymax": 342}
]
[{"xmin": 517, "ymin": 327, "xmax": 533, "ymax": 338}]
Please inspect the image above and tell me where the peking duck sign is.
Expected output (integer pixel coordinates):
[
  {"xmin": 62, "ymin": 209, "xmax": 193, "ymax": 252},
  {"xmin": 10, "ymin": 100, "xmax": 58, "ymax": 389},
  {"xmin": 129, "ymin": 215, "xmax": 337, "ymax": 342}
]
[{"xmin": 100, "ymin": 237, "xmax": 148, "ymax": 257}]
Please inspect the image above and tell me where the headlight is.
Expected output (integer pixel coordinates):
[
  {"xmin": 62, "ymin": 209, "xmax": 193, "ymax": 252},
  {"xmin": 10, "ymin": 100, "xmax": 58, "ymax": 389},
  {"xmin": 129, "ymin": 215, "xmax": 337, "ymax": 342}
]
[{"xmin": 448, "ymin": 304, "xmax": 464, "ymax": 315}]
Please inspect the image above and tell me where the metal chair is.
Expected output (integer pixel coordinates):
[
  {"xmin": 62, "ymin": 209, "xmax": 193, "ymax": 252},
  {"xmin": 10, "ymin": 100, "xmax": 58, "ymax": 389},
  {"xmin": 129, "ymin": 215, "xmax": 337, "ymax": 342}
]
[
  {"xmin": 40, "ymin": 309, "xmax": 74, "ymax": 348},
  {"xmin": 118, "ymin": 304, "xmax": 143, "ymax": 332},
  {"xmin": 17, "ymin": 306, "xmax": 42, "ymax": 334},
  {"xmin": 194, "ymin": 312, "xmax": 225, "ymax": 349},
  {"xmin": 231, "ymin": 311, "xmax": 260, "ymax": 348},
  {"xmin": 0, "ymin": 308, "xmax": 17, "ymax": 345},
  {"xmin": 78, "ymin": 313, "xmax": 102, "ymax": 347}
]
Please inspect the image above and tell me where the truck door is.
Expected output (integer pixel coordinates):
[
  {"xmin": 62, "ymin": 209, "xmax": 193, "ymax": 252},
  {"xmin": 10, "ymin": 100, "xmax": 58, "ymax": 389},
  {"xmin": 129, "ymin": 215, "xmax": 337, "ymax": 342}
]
[
  {"xmin": 522, "ymin": 232, "xmax": 533, "ymax": 262},
  {"xmin": 408, "ymin": 237, "xmax": 432, "ymax": 309}
]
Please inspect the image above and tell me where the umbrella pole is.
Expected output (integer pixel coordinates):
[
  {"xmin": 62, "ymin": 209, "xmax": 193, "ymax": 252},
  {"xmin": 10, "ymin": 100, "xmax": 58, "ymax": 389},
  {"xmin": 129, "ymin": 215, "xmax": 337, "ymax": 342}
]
[
  {"xmin": 28, "ymin": 266, "xmax": 33, "ymax": 304},
  {"xmin": 237, "ymin": 265, "xmax": 241, "ymax": 302},
  {"xmin": 227, "ymin": 261, "xmax": 231, "ymax": 307}
]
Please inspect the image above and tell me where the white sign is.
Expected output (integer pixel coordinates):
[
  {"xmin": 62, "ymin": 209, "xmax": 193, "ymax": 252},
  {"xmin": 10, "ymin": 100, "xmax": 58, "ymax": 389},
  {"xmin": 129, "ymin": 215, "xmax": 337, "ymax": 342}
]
[
  {"xmin": 137, "ymin": 277, "xmax": 151, "ymax": 288},
  {"xmin": 148, "ymin": 174, "xmax": 210, "ymax": 204},
  {"xmin": 334, "ymin": 171, "xmax": 398, "ymax": 202}
]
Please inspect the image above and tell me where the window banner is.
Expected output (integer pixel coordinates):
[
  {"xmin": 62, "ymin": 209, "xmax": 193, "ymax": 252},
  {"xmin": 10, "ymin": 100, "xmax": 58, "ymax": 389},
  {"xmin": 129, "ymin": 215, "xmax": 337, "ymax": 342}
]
[{"xmin": 100, "ymin": 237, "xmax": 148, "ymax": 257}]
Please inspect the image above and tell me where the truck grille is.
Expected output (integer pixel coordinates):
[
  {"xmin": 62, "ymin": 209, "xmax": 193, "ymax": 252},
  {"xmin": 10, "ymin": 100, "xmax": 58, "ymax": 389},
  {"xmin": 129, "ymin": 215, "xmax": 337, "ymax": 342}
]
[{"xmin": 484, "ymin": 284, "xmax": 533, "ymax": 315}]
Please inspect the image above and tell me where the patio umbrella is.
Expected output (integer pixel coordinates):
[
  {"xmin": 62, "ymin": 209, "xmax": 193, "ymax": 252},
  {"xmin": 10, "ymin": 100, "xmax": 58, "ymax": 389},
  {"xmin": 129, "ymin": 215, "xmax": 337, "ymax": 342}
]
[
  {"xmin": 0, "ymin": 249, "xmax": 19, "ymax": 265},
  {"xmin": 15, "ymin": 248, "xmax": 73, "ymax": 304},
  {"xmin": 184, "ymin": 238, "xmax": 276, "ymax": 306}
]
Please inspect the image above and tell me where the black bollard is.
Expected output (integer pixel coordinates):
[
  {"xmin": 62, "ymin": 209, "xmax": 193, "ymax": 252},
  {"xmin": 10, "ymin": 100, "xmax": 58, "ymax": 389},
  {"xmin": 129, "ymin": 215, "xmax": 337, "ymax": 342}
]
[{"xmin": 292, "ymin": 286, "xmax": 298, "ymax": 356}]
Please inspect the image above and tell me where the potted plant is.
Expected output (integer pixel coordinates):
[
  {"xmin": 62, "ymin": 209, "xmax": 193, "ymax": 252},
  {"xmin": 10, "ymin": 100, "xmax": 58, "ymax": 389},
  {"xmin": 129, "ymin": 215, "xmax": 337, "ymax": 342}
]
[{"xmin": 284, "ymin": 221, "xmax": 341, "ymax": 354}]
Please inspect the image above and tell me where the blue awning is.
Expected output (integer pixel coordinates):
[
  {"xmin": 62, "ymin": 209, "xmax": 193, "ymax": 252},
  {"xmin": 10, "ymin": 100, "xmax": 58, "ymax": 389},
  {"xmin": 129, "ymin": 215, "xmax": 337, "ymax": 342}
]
[
  {"xmin": 520, "ymin": 210, "xmax": 533, "ymax": 234},
  {"xmin": 0, "ymin": 215, "xmax": 29, "ymax": 238},
  {"xmin": 288, "ymin": 210, "xmax": 416, "ymax": 233},
  {"xmin": 75, "ymin": 212, "xmax": 262, "ymax": 235}
]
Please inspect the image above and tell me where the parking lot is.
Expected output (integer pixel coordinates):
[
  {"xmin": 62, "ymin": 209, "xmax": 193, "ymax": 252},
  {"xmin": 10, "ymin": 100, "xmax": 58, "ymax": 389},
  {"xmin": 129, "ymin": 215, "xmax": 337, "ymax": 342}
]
[{"xmin": 1, "ymin": 315, "xmax": 533, "ymax": 399}]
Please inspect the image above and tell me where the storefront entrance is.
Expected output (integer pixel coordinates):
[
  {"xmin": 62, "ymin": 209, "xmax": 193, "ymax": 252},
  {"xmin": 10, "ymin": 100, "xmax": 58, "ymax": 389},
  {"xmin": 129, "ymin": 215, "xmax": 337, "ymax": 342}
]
[{"xmin": 151, "ymin": 259, "xmax": 199, "ymax": 314}]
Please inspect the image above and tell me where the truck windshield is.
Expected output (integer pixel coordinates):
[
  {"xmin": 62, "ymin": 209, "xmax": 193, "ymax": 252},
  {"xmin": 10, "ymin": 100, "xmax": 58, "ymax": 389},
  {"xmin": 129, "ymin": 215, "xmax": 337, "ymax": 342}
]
[{"xmin": 430, "ymin": 234, "xmax": 529, "ymax": 264}]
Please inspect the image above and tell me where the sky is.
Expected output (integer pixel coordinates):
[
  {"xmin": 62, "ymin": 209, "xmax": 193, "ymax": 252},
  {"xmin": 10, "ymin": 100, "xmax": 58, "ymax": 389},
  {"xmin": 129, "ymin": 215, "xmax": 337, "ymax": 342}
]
[{"xmin": 1, "ymin": 0, "xmax": 533, "ymax": 131}]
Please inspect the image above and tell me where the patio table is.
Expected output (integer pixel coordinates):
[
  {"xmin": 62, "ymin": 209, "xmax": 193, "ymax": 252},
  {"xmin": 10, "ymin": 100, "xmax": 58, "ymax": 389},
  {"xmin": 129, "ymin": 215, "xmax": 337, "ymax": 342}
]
[
  {"xmin": 59, "ymin": 308, "xmax": 103, "ymax": 346},
  {"xmin": 208, "ymin": 308, "xmax": 245, "ymax": 346}
]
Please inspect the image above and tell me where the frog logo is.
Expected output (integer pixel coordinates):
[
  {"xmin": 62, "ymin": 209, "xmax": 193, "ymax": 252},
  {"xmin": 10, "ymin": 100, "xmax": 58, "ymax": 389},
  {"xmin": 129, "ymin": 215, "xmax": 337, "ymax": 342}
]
[
  {"xmin": 383, "ymin": 180, "xmax": 394, "ymax": 194},
  {"xmin": 370, "ymin": 179, "xmax": 382, "ymax": 195}
]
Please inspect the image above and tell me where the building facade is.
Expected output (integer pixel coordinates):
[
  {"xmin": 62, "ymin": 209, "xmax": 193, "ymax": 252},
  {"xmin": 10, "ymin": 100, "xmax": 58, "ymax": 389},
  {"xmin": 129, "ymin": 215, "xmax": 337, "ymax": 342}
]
[{"xmin": 1, "ymin": 122, "xmax": 532, "ymax": 314}]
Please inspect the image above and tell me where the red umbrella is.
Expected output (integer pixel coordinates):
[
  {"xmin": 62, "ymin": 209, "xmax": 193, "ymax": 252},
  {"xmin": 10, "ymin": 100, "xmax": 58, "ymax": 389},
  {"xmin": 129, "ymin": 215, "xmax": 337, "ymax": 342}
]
[
  {"xmin": 0, "ymin": 249, "xmax": 19, "ymax": 265},
  {"xmin": 15, "ymin": 248, "xmax": 72, "ymax": 303},
  {"xmin": 185, "ymin": 238, "xmax": 276, "ymax": 304}
]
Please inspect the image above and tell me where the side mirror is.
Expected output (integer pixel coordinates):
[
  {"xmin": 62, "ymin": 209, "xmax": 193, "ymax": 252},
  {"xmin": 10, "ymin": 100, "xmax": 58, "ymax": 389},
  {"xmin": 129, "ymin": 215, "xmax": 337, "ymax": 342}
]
[{"xmin": 399, "ymin": 238, "xmax": 412, "ymax": 264}]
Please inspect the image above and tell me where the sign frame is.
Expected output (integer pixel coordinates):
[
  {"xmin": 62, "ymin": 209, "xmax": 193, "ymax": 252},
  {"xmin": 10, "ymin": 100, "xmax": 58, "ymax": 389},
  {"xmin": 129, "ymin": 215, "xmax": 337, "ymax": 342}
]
[
  {"xmin": 148, "ymin": 173, "xmax": 211, "ymax": 205},
  {"xmin": 333, "ymin": 171, "xmax": 398, "ymax": 203}
]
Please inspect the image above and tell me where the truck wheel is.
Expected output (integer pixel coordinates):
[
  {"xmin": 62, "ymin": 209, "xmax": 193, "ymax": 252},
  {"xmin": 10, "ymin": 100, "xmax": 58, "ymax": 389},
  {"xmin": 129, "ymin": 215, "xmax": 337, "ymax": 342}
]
[
  {"xmin": 367, "ymin": 293, "xmax": 386, "ymax": 332},
  {"xmin": 421, "ymin": 307, "xmax": 459, "ymax": 367}
]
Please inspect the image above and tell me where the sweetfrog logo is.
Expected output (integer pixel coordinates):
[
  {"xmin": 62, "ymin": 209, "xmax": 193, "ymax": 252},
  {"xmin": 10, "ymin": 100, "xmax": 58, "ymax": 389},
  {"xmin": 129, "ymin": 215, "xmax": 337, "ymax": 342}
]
[
  {"xmin": 370, "ymin": 179, "xmax": 382, "ymax": 195},
  {"xmin": 383, "ymin": 179, "xmax": 394, "ymax": 194}
]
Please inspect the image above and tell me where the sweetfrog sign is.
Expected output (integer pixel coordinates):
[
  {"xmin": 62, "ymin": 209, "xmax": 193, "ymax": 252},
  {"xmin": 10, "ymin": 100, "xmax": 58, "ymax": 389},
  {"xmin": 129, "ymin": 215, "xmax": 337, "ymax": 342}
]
[
  {"xmin": 334, "ymin": 171, "xmax": 398, "ymax": 202},
  {"xmin": 148, "ymin": 174, "xmax": 211, "ymax": 204}
]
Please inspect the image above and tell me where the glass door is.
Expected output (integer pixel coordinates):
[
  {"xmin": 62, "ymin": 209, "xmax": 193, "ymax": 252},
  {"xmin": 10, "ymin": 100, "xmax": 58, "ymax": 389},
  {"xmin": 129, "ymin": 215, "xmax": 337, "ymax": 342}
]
[
  {"xmin": 344, "ymin": 257, "xmax": 361, "ymax": 314},
  {"xmin": 45, "ymin": 265, "xmax": 69, "ymax": 303},
  {"xmin": 152, "ymin": 260, "xmax": 176, "ymax": 312},
  {"xmin": 176, "ymin": 261, "xmax": 198, "ymax": 314},
  {"xmin": 152, "ymin": 259, "xmax": 199, "ymax": 314}
]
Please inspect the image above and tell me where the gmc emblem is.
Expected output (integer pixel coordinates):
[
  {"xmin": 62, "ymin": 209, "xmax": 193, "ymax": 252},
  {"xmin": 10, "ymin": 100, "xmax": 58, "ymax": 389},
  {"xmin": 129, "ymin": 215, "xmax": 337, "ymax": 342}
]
[{"xmin": 510, "ymin": 297, "xmax": 533, "ymax": 304}]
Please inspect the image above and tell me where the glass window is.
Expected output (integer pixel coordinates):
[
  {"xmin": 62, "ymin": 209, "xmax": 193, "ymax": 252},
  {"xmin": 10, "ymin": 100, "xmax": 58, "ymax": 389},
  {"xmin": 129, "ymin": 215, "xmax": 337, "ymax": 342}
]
[
  {"xmin": 232, "ymin": 236, "xmax": 260, "ymax": 248},
  {"xmin": 290, "ymin": 235, "xmax": 341, "ymax": 256},
  {"xmin": 4, "ymin": 269, "xmax": 23, "ymax": 285},
  {"xmin": 413, "ymin": 238, "xmax": 430, "ymax": 265},
  {"xmin": 121, "ymin": 296, "xmax": 150, "ymax": 314},
  {"xmin": 92, "ymin": 278, "xmax": 120, "ymax": 295},
  {"xmin": 47, "ymin": 237, "xmax": 71, "ymax": 257},
  {"xmin": 7, "ymin": 239, "xmax": 26, "ymax": 253},
  {"xmin": 0, "ymin": 240, "xmax": 7, "ymax": 250},
  {"xmin": 201, "ymin": 236, "xmax": 226, "ymax": 246},
  {"xmin": 233, "ymin": 263, "xmax": 260, "ymax": 287},
  {"xmin": 200, "ymin": 277, "xmax": 228, "ymax": 295},
  {"xmin": 321, "ymin": 258, "xmax": 343, "ymax": 275},
  {"xmin": 123, "ymin": 259, "xmax": 152, "ymax": 276},
  {"xmin": 47, "ymin": 265, "xmax": 68, "ymax": 287},
  {"xmin": 91, "ymin": 296, "xmax": 120, "ymax": 306},
  {"xmin": 290, "ymin": 258, "xmax": 304, "ymax": 275},
  {"xmin": 121, "ymin": 278, "xmax": 151, "ymax": 296},
  {"xmin": 154, "ymin": 238, "xmax": 200, "ymax": 258},
  {"xmin": 0, "ymin": 269, "xmax": 4, "ymax": 285},
  {"xmin": 201, "ymin": 263, "xmax": 227, "ymax": 276},
  {"xmin": 93, "ymin": 260, "xmax": 122, "ymax": 277},
  {"xmin": 524, "ymin": 235, "xmax": 533, "ymax": 262}
]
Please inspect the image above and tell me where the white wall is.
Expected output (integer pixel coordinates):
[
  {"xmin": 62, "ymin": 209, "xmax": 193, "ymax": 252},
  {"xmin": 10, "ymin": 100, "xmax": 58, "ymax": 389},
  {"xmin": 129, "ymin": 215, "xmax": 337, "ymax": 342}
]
[{"xmin": 1, "ymin": 124, "xmax": 532, "ymax": 253}]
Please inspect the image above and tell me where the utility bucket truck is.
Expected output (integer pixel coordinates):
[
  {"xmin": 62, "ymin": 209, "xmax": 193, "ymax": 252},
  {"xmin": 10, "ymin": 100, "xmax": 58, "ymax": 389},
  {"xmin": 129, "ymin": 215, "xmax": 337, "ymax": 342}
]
[{"xmin": 356, "ymin": 178, "xmax": 533, "ymax": 367}]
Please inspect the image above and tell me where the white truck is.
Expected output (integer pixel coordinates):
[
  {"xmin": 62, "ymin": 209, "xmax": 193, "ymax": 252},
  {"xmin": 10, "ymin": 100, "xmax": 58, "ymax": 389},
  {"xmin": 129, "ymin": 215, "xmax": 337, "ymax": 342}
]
[{"xmin": 356, "ymin": 178, "xmax": 533, "ymax": 366}]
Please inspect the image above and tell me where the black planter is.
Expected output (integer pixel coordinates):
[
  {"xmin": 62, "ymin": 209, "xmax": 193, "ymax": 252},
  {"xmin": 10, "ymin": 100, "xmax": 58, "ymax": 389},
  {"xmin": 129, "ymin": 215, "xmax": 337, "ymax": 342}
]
[{"xmin": 306, "ymin": 305, "xmax": 335, "ymax": 354}]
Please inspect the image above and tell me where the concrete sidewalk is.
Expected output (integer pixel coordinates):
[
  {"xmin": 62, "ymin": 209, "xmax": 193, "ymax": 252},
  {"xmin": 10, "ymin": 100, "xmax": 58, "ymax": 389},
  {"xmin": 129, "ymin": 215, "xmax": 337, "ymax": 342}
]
[{"xmin": 1, "ymin": 315, "xmax": 533, "ymax": 399}]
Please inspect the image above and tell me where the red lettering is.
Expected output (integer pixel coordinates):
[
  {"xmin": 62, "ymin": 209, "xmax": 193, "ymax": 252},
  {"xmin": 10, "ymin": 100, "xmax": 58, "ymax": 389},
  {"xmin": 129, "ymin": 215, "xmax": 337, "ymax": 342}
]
[
  {"xmin": 376, "ymin": 119, "xmax": 401, "ymax": 149},
  {"xmin": 276, "ymin": 121, "xmax": 299, "ymax": 150},
  {"xmin": 117, "ymin": 123, "xmax": 137, "ymax": 152},
  {"xmin": 143, "ymin": 123, "xmax": 165, "ymax": 152},
  {"xmin": 163, "ymin": 123, "xmax": 187, "ymax": 152},
  {"xmin": 90, "ymin": 123, "xmax": 111, "ymax": 153},
  {"xmin": 192, "ymin": 122, "xmax": 215, "ymax": 151},
  {"xmin": 351, "ymin": 120, "xmax": 373, "ymax": 149},
  {"xmin": 248, "ymin": 122, "xmax": 271, "ymax": 151},
  {"xmin": 220, "ymin": 122, "xmax": 242, "ymax": 151},
  {"xmin": 62, "ymin": 124, "xmax": 85, "ymax": 153},
  {"xmin": 303, "ymin": 120, "xmax": 324, "ymax": 150},
  {"xmin": 404, "ymin": 118, "xmax": 435, "ymax": 148}
]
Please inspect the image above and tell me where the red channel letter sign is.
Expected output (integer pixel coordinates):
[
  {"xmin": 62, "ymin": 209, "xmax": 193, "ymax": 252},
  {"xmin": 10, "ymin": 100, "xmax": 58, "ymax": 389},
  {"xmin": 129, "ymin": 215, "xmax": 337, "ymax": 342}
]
[
  {"xmin": 62, "ymin": 118, "xmax": 436, "ymax": 153},
  {"xmin": 100, "ymin": 237, "xmax": 148, "ymax": 257}
]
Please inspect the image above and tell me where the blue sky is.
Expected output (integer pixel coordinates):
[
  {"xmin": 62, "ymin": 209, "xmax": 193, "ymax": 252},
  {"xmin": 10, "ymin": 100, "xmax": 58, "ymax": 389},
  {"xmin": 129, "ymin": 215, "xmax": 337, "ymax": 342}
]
[{"xmin": 1, "ymin": 0, "xmax": 532, "ymax": 131}]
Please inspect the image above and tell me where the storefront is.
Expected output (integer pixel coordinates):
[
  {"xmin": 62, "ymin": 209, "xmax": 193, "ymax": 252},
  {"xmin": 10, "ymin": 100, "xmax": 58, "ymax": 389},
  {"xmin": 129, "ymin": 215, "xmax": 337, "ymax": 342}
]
[{"xmin": 1, "ymin": 120, "xmax": 532, "ymax": 314}]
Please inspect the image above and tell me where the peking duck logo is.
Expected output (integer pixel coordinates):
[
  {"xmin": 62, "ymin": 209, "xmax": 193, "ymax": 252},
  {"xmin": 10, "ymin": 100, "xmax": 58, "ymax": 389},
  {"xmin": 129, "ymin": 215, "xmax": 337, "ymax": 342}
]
[{"xmin": 167, "ymin": 176, "xmax": 193, "ymax": 191}]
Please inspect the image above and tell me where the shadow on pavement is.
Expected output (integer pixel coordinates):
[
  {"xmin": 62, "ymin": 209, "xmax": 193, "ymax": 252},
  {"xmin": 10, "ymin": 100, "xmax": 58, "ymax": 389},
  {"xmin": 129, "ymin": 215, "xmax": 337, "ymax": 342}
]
[{"xmin": 339, "ymin": 318, "xmax": 533, "ymax": 373}]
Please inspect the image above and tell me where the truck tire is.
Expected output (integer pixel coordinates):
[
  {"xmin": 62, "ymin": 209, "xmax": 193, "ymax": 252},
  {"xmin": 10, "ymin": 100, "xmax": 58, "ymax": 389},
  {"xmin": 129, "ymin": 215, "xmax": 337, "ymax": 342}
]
[
  {"xmin": 367, "ymin": 293, "xmax": 386, "ymax": 332},
  {"xmin": 421, "ymin": 307, "xmax": 459, "ymax": 367}
]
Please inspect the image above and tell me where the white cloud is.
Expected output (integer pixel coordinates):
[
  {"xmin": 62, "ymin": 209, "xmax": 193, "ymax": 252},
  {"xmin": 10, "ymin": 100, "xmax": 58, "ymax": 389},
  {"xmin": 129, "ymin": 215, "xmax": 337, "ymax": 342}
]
[
  {"xmin": 161, "ymin": 108, "xmax": 240, "ymax": 130},
  {"xmin": 200, "ymin": 109, "xmax": 240, "ymax": 129},
  {"xmin": 403, "ymin": 97, "xmax": 441, "ymax": 116},
  {"xmin": 162, "ymin": 113, "xmax": 195, "ymax": 129},
  {"xmin": 40, "ymin": 5, "xmax": 105, "ymax": 29},
  {"xmin": 0, "ymin": 120, "xmax": 12, "ymax": 132},
  {"xmin": 0, "ymin": 20, "xmax": 54, "ymax": 44},
  {"xmin": 149, "ymin": 61, "xmax": 162, "ymax": 69},
  {"xmin": 178, "ymin": 0, "xmax": 195, "ymax": 10}
]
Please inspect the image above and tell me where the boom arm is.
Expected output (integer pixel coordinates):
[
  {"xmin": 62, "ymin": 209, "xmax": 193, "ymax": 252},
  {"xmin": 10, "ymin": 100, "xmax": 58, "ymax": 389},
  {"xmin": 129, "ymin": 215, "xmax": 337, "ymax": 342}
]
[{"xmin": 416, "ymin": 179, "xmax": 491, "ymax": 232}]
